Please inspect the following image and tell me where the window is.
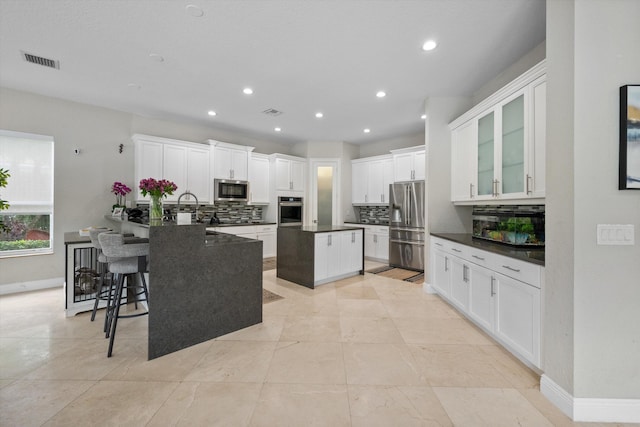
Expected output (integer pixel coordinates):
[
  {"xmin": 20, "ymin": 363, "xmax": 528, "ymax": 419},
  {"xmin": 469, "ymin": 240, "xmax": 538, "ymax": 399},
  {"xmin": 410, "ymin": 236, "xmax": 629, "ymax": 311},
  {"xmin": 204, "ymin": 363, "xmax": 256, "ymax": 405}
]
[{"xmin": 0, "ymin": 130, "xmax": 54, "ymax": 257}]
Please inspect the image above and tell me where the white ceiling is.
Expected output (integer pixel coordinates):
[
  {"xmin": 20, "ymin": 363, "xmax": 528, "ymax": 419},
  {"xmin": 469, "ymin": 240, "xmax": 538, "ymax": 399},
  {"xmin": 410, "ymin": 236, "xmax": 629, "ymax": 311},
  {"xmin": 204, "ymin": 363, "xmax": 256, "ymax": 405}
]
[{"xmin": 0, "ymin": 0, "xmax": 545, "ymax": 145}]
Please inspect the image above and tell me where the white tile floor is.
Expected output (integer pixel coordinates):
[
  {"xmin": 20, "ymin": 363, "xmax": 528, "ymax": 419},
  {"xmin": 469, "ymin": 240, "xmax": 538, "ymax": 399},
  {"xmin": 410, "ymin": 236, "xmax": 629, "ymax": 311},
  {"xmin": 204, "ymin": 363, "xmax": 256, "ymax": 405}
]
[{"xmin": 0, "ymin": 262, "xmax": 634, "ymax": 426}]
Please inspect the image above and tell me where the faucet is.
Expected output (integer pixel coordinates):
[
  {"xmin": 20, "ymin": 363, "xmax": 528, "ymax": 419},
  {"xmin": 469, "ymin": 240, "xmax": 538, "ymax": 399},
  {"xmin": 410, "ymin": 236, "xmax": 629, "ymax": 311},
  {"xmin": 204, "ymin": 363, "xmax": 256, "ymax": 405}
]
[{"xmin": 177, "ymin": 192, "xmax": 199, "ymax": 221}]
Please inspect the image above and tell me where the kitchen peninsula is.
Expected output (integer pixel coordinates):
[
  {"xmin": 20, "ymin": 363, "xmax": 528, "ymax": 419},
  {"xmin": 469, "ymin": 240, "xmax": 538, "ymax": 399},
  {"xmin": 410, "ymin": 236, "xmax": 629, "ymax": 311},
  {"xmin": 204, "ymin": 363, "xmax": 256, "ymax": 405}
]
[
  {"xmin": 277, "ymin": 225, "xmax": 364, "ymax": 289},
  {"xmin": 106, "ymin": 218, "xmax": 263, "ymax": 359}
]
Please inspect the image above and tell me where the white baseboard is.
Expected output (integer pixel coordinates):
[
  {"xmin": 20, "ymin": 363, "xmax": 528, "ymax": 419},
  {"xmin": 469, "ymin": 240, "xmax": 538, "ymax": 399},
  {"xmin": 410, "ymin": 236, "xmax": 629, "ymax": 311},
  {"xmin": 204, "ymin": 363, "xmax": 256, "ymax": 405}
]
[
  {"xmin": 541, "ymin": 374, "xmax": 640, "ymax": 422},
  {"xmin": 423, "ymin": 282, "xmax": 437, "ymax": 294},
  {"xmin": 0, "ymin": 277, "xmax": 63, "ymax": 295}
]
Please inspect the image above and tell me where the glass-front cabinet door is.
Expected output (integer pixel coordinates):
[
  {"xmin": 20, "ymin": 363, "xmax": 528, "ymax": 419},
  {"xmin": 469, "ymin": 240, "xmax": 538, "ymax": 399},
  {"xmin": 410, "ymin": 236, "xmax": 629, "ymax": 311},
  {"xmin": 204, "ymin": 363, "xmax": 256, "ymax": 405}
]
[
  {"xmin": 477, "ymin": 111, "xmax": 495, "ymax": 197},
  {"xmin": 501, "ymin": 93, "xmax": 525, "ymax": 195}
]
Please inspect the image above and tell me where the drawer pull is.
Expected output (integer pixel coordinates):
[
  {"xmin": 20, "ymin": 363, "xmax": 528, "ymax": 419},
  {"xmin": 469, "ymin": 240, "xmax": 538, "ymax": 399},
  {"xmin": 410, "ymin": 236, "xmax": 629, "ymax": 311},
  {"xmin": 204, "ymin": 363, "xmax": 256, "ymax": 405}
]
[
  {"xmin": 451, "ymin": 248, "xmax": 462, "ymax": 253},
  {"xmin": 502, "ymin": 265, "xmax": 521, "ymax": 272},
  {"xmin": 435, "ymin": 242, "xmax": 443, "ymax": 247},
  {"xmin": 472, "ymin": 255, "xmax": 485, "ymax": 261}
]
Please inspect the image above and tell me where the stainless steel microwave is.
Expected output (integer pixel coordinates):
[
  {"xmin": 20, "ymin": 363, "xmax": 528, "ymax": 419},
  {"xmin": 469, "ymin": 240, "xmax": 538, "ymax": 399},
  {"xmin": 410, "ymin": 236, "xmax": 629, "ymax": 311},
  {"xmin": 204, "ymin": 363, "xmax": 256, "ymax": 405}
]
[{"xmin": 214, "ymin": 179, "xmax": 249, "ymax": 202}]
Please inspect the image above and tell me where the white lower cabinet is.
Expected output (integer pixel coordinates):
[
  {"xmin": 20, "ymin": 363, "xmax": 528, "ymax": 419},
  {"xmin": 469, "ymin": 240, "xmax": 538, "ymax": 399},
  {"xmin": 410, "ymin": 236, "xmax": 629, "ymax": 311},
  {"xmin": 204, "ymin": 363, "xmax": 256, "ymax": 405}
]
[
  {"xmin": 362, "ymin": 225, "xmax": 389, "ymax": 262},
  {"xmin": 315, "ymin": 230, "xmax": 363, "ymax": 285},
  {"xmin": 494, "ymin": 272, "xmax": 540, "ymax": 365},
  {"xmin": 208, "ymin": 225, "xmax": 276, "ymax": 259},
  {"xmin": 430, "ymin": 236, "xmax": 542, "ymax": 368},
  {"xmin": 449, "ymin": 257, "xmax": 469, "ymax": 312}
]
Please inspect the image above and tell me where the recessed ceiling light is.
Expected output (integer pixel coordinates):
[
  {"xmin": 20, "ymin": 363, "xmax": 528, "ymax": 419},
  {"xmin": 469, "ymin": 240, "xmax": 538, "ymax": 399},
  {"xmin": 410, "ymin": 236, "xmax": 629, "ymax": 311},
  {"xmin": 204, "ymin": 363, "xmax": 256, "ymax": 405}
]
[
  {"xmin": 376, "ymin": 91, "xmax": 386, "ymax": 98},
  {"xmin": 274, "ymin": 127, "xmax": 282, "ymax": 132},
  {"xmin": 315, "ymin": 112, "xmax": 324, "ymax": 118},
  {"xmin": 186, "ymin": 4, "xmax": 204, "ymax": 17},
  {"xmin": 243, "ymin": 87, "xmax": 254, "ymax": 95},
  {"xmin": 149, "ymin": 53, "xmax": 164, "ymax": 62},
  {"xmin": 421, "ymin": 114, "xmax": 427, "ymax": 120},
  {"xmin": 422, "ymin": 40, "xmax": 437, "ymax": 51},
  {"xmin": 363, "ymin": 128, "xmax": 371, "ymax": 133},
  {"xmin": 127, "ymin": 83, "xmax": 141, "ymax": 90},
  {"xmin": 208, "ymin": 110, "xmax": 217, "ymax": 116}
]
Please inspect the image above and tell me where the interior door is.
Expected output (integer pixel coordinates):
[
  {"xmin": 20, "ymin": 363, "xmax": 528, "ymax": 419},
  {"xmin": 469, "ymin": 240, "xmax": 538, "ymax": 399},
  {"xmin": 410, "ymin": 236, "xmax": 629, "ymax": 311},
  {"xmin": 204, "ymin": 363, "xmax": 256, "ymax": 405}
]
[{"xmin": 309, "ymin": 159, "xmax": 340, "ymax": 226}]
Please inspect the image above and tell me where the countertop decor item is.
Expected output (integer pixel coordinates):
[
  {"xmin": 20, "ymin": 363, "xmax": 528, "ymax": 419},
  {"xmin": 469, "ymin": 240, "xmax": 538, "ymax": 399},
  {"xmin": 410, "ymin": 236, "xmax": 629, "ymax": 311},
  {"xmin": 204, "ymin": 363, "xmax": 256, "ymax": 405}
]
[
  {"xmin": 110, "ymin": 181, "xmax": 131, "ymax": 211},
  {"xmin": 139, "ymin": 178, "xmax": 177, "ymax": 224}
]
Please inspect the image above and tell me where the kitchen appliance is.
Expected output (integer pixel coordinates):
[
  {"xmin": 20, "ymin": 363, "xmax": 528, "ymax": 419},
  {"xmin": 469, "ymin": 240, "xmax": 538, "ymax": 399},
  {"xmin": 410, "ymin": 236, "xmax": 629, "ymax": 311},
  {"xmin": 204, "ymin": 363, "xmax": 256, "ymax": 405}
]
[
  {"xmin": 472, "ymin": 205, "xmax": 545, "ymax": 246},
  {"xmin": 389, "ymin": 181, "xmax": 425, "ymax": 271},
  {"xmin": 214, "ymin": 179, "xmax": 249, "ymax": 202},
  {"xmin": 278, "ymin": 196, "xmax": 303, "ymax": 226}
]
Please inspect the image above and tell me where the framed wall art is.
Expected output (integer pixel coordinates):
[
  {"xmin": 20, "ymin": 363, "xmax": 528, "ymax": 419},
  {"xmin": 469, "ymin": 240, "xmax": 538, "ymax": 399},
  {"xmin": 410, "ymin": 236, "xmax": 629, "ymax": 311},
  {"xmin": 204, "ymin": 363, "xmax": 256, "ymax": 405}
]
[{"xmin": 619, "ymin": 84, "xmax": 640, "ymax": 190}]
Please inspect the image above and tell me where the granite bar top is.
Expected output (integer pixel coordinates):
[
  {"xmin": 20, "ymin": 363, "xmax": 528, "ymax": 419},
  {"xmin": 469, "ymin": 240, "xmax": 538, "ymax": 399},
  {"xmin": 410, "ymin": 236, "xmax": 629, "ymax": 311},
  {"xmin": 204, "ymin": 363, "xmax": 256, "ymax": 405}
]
[
  {"xmin": 344, "ymin": 221, "xmax": 389, "ymax": 226},
  {"xmin": 431, "ymin": 233, "xmax": 545, "ymax": 266},
  {"xmin": 63, "ymin": 231, "xmax": 143, "ymax": 245},
  {"xmin": 288, "ymin": 225, "xmax": 366, "ymax": 233}
]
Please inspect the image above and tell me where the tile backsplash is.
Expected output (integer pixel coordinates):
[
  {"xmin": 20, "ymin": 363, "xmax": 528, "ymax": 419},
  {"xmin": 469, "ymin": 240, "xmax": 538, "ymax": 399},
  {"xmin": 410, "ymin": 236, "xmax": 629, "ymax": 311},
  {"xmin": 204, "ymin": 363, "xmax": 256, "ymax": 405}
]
[
  {"xmin": 356, "ymin": 206, "xmax": 389, "ymax": 224},
  {"xmin": 136, "ymin": 201, "xmax": 264, "ymax": 223}
]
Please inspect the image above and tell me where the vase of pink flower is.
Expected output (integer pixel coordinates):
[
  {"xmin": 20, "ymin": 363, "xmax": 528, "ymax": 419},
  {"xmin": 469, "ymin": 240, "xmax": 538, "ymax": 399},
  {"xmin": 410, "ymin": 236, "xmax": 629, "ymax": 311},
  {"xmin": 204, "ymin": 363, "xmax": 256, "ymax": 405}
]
[
  {"xmin": 139, "ymin": 178, "xmax": 178, "ymax": 223},
  {"xmin": 111, "ymin": 181, "xmax": 132, "ymax": 211}
]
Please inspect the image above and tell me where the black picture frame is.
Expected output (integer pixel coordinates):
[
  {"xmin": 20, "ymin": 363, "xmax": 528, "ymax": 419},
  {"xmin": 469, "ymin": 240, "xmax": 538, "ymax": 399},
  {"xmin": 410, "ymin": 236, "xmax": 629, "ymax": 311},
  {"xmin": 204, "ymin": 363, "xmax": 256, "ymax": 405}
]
[{"xmin": 619, "ymin": 84, "xmax": 640, "ymax": 190}]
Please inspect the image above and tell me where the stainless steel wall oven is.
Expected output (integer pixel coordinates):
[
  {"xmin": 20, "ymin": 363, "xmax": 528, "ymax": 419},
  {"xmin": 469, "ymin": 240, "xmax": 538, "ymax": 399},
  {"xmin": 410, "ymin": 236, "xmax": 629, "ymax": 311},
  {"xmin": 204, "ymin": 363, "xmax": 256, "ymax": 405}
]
[{"xmin": 278, "ymin": 196, "xmax": 303, "ymax": 226}]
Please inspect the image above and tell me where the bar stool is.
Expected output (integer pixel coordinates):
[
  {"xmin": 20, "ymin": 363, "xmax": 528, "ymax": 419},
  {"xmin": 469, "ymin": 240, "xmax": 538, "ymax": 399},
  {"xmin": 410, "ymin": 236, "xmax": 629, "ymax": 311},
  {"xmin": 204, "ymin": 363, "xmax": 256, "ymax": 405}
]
[
  {"xmin": 98, "ymin": 232, "xmax": 149, "ymax": 357},
  {"xmin": 88, "ymin": 228, "xmax": 117, "ymax": 332}
]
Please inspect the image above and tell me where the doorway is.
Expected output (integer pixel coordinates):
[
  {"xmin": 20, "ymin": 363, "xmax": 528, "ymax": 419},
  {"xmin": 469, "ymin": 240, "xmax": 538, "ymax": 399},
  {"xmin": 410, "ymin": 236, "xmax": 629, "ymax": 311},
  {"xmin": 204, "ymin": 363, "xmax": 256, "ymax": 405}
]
[{"xmin": 309, "ymin": 159, "xmax": 340, "ymax": 226}]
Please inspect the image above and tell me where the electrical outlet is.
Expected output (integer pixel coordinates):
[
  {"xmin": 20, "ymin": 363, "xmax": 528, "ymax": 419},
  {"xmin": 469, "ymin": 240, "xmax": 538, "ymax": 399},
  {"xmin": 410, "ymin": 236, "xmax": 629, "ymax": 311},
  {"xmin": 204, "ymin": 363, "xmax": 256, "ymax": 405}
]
[{"xmin": 597, "ymin": 224, "xmax": 634, "ymax": 245}]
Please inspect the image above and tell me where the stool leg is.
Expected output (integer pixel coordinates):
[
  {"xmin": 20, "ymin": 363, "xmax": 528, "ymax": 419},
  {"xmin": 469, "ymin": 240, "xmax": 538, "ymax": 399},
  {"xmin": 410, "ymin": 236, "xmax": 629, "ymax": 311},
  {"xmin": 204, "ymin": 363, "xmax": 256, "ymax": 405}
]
[
  {"xmin": 102, "ymin": 272, "xmax": 114, "ymax": 333},
  {"xmin": 139, "ymin": 272, "xmax": 149, "ymax": 305},
  {"xmin": 90, "ymin": 270, "xmax": 105, "ymax": 322},
  {"xmin": 107, "ymin": 274, "xmax": 126, "ymax": 357},
  {"xmin": 105, "ymin": 273, "xmax": 120, "ymax": 338}
]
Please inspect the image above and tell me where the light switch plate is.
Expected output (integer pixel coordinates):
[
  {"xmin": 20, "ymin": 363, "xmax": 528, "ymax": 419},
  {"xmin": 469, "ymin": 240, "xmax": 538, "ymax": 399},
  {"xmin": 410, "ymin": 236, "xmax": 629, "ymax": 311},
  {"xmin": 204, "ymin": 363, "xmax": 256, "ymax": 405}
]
[{"xmin": 597, "ymin": 224, "xmax": 634, "ymax": 245}]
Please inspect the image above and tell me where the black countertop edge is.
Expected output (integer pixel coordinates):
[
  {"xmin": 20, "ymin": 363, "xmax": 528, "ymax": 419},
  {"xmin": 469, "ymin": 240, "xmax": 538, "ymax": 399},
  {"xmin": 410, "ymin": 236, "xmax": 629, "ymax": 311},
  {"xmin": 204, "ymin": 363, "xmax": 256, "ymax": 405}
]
[
  {"xmin": 282, "ymin": 225, "xmax": 365, "ymax": 233},
  {"xmin": 344, "ymin": 221, "xmax": 390, "ymax": 226},
  {"xmin": 430, "ymin": 232, "xmax": 545, "ymax": 266}
]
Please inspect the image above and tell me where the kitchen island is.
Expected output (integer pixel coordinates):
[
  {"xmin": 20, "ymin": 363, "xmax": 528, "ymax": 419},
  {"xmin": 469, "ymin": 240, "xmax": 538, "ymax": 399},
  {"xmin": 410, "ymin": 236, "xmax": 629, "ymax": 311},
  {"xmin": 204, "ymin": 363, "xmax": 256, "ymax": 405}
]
[
  {"xmin": 277, "ymin": 225, "xmax": 364, "ymax": 289},
  {"xmin": 105, "ymin": 218, "xmax": 263, "ymax": 359}
]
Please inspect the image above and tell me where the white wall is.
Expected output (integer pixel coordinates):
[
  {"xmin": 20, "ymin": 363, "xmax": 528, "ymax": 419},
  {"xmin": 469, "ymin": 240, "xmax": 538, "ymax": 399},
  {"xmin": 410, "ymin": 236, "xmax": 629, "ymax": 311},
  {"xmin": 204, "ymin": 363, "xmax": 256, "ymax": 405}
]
[
  {"xmin": 357, "ymin": 133, "xmax": 424, "ymax": 158},
  {"xmin": 545, "ymin": 0, "xmax": 640, "ymax": 402},
  {"xmin": 571, "ymin": 0, "xmax": 640, "ymax": 399}
]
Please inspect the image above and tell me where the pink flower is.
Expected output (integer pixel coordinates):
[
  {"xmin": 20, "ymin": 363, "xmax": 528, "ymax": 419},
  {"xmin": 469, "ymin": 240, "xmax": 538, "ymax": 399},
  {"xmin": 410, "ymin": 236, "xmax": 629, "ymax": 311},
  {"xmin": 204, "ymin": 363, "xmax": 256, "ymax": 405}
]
[
  {"xmin": 111, "ymin": 181, "xmax": 132, "ymax": 196},
  {"xmin": 139, "ymin": 178, "xmax": 178, "ymax": 198}
]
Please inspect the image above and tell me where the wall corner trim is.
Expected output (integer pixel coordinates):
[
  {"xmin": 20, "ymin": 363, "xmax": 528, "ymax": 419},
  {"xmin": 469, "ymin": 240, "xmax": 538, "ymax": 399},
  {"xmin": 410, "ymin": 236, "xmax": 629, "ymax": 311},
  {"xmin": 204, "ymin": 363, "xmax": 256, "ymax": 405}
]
[{"xmin": 541, "ymin": 374, "xmax": 640, "ymax": 423}]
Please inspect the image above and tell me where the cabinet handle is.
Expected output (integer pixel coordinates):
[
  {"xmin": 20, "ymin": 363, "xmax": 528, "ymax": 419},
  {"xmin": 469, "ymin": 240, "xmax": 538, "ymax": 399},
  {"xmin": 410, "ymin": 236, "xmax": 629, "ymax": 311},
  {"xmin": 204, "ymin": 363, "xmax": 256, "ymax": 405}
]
[
  {"xmin": 490, "ymin": 276, "xmax": 495, "ymax": 296},
  {"xmin": 451, "ymin": 248, "xmax": 461, "ymax": 253},
  {"xmin": 501, "ymin": 265, "xmax": 521, "ymax": 272},
  {"xmin": 463, "ymin": 264, "xmax": 468, "ymax": 282},
  {"xmin": 352, "ymin": 232, "xmax": 355, "ymax": 243},
  {"xmin": 435, "ymin": 242, "xmax": 443, "ymax": 247},
  {"xmin": 328, "ymin": 235, "xmax": 332, "ymax": 246},
  {"xmin": 365, "ymin": 194, "xmax": 368, "ymax": 203},
  {"xmin": 290, "ymin": 181, "xmax": 293, "ymax": 190},
  {"xmin": 472, "ymin": 254, "xmax": 485, "ymax": 261},
  {"xmin": 494, "ymin": 179, "xmax": 500, "ymax": 197},
  {"xmin": 374, "ymin": 234, "xmax": 378, "ymax": 243},
  {"xmin": 469, "ymin": 183, "xmax": 474, "ymax": 199},
  {"xmin": 526, "ymin": 174, "xmax": 532, "ymax": 195},
  {"xmin": 444, "ymin": 256, "xmax": 448, "ymax": 272},
  {"xmin": 381, "ymin": 194, "xmax": 384, "ymax": 203}
]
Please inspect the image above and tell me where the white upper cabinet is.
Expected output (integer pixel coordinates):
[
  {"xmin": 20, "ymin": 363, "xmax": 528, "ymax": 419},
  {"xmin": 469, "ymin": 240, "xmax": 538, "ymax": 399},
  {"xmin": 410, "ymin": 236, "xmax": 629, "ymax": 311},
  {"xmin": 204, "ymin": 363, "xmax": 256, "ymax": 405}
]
[
  {"xmin": 390, "ymin": 146, "xmax": 425, "ymax": 182},
  {"xmin": 272, "ymin": 154, "xmax": 306, "ymax": 194},
  {"xmin": 133, "ymin": 134, "xmax": 210, "ymax": 203},
  {"xmin": 449, "ymin": 61, "xmax": 546, "ymax": 204},
  {"xmin": 208, "ymin": 140, "xmax": 254, "ymax": 181},
  {"xmin": 134, "ymin": 137, "xmax": 164, "ymax": 201},
  {"xmin": 351, "ymin": 154, "xmax": 393, "ymax": 205},
  {"xmin": 249, "ymin": 153, "xmax": 270, "ymax": 204}
]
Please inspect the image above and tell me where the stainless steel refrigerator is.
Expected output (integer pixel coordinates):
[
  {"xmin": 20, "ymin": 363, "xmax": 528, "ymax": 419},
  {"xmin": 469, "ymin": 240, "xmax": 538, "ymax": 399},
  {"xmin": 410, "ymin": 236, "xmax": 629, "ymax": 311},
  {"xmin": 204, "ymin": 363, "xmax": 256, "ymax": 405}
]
[{"xmin": 389, "ymin": 181, "xmax": 425, "ymax": 271}]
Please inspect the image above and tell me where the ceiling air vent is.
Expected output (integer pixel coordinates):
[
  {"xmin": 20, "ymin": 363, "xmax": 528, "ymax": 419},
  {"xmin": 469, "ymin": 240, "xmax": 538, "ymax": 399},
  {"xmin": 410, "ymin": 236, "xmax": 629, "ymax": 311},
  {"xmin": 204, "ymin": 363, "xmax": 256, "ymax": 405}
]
[
  {"xmin": 21, "ymin": 51, "xmax": 60, "ymax": 69},
  {"xmin": 262, "ymin": 108, "xmax": 283, "ymax": 117}
]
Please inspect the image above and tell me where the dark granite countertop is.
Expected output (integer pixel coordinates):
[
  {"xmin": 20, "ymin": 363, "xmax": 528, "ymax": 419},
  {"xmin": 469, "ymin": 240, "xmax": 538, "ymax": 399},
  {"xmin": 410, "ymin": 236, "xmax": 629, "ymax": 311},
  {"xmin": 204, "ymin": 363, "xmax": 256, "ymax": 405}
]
[
  {"xmin": 344, "ymin": 221, "xmax": 389, "ymax": 226},
  {"xmin": 64, "ymin": 231, "xmax": 146, "ymax": 245},
  {"xmin": 205, "ymin": 230, "xmax": 261, "ymax": 245},
  {"xmin": 287, "ymin": 225, "xmax": 365, "ymax": 233},
  {"xmin": 431, "ymin": 233, "xmax": 545, "ymax": 266}
]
